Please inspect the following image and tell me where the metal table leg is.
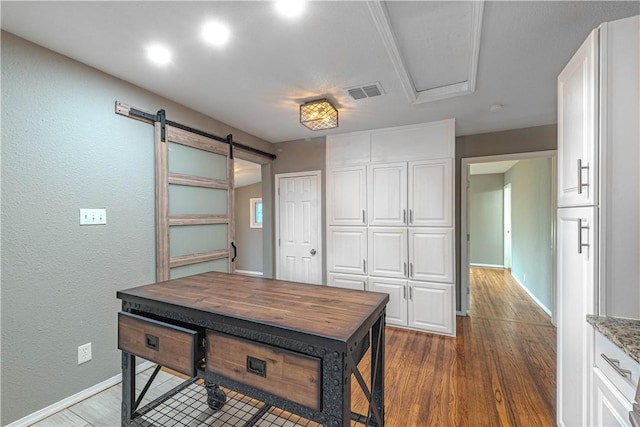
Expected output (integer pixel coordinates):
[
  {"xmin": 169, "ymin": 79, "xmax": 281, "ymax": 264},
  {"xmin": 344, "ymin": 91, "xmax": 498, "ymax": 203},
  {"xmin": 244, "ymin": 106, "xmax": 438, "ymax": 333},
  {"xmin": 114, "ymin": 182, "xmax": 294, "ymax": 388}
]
[{"xmin": 121, "ymin": 352, "xmax": 135, "ymax": 427}]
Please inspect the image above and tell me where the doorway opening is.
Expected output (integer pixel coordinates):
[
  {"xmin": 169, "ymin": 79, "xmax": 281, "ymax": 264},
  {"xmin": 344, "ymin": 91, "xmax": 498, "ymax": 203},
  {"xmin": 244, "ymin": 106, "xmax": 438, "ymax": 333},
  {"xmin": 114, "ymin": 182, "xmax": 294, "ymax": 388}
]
[
  {"xmin": 461, "ymin": 150, "xmax": 557, "ymax": 323},
  {"xmin": 233, "ymin": 158, "xmax": 264, "ymax": 276}
]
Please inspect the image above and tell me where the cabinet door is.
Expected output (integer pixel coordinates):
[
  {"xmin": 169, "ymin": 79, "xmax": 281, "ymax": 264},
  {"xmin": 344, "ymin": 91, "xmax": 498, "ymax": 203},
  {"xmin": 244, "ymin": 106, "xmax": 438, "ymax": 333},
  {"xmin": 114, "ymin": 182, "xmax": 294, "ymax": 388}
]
[
  {"xmin": 592, "ymin": 369, "xmax": 632, "ymax": 427},
  {"xmin": 408, "ymin": 281, "xmax": 454, "ymax": 336},
  {"xmin": 409, "ymin": 228, "xmax": 454, "ymax": 283},
  {"xmin": 369, "ymin": 277, "xmax": 407, "ymax": 326},
  {"xmin": 557, "ymin": 206, "xmax": 597, "ymax": 427},
  {"xmin": 327, "ymin": 273, "xmax": 367, "ymax": 291},
  {"xmin": 368, "ymin": 228, "xmax": 408, "ymax": 279},
  {"xmin": 557, "ymin": 28, "xmax": 598, "ymax": 207},
  {"xmin": 327, "ymin": 166, "xmax": 367, "ymax": 226},
  {"xmin": 369, "ymin": 163, "xmax": 408, "ymax": 226},
  {"xmin": 327, "ymin": 227, "xmax": 367, "ymax": 274},
  {"xmin": 408, "ymin": 159, "xmax": 453, "ymax": 227}
]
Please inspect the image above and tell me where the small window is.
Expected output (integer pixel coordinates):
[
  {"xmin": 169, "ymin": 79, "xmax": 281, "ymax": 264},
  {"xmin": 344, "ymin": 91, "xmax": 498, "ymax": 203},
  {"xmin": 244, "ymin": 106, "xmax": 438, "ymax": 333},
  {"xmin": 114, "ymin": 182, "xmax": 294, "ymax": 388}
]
[{"xmin": 250, "ymin": 198, "xmax": 263, "ymax": 228}]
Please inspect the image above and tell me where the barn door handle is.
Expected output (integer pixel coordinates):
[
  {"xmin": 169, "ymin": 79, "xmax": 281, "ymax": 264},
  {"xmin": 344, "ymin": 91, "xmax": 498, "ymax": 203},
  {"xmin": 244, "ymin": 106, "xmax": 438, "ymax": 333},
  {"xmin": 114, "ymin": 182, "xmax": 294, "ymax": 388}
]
[{"xmin": 231, "ymin": 242, "xmax": 237, "ymax": 262}]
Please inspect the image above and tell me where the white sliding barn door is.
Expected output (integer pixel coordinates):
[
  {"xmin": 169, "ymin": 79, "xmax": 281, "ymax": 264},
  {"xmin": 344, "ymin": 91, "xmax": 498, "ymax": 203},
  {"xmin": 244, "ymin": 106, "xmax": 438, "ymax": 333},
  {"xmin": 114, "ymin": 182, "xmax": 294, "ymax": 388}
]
[{"xmin": 276, "ymin": 172, "xmax": 322, "ymax": 285}]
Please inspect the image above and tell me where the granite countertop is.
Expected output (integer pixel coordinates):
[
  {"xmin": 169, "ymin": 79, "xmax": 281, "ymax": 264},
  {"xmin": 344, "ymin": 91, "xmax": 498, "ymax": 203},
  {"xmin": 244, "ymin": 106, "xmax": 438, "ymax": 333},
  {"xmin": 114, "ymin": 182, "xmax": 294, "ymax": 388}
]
[{"xmin": 587, "ymin": 315, "xmax": 640, "ymax": 363}]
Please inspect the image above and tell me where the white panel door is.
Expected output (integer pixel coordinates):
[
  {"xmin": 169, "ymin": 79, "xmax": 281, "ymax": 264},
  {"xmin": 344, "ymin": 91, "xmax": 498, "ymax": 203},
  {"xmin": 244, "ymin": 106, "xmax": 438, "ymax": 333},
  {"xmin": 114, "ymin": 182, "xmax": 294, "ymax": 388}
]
[
  {"xmin": 327, "ymin": 166, "xmax": 367, "ymax": 226},
  {"xmin": 369, "ymin": 163, "xmax": 408, "ymax": 226},
  {"xmin": 328, "ymin": 273, "xmax": 367, "ymax": 291},
  {"xmin": 408, "ymin": 159, "xmax": 453, "ymax": 227},
  {"xmin": 368, "ymin": 228, "xmax": 408, "ymax": 279},
  {"xmin": 557, "ymin": 28, "xmax": 598, "ymax": 207},
  {"xmin": 408, "ymin": 281, "xmax": 455, "ymax": 336},
  {"xmin": 277, "ymin": 173, "xmax": 321, "ymax": 285},
  {"xmin": 327, "ymin": 227, "xmax": 367, "ymax": 274},
  {"xmin": 409, "ymin": 228, "xmax": 454, "ymax": 283},
  {"xmin": 557, "ymin": 206, "xmax": 597, "ymax": 427},
  {"xmin": 369, "ymin": 277, "xmax": 407, "ymax": 326}
]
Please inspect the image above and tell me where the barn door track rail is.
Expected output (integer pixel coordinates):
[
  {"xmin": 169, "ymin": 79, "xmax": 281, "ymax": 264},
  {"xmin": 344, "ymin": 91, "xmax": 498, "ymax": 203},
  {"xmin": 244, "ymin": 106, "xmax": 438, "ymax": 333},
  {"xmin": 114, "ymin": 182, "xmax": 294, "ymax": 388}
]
[{"xmin": 115, "ymin": 101, "xmax": 276, "ymax": 160}]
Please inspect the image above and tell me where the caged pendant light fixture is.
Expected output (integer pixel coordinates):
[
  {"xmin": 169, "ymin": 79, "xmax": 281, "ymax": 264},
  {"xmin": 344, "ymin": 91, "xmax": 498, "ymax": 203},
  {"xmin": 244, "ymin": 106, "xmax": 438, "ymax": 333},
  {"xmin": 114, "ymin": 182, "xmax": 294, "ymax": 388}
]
[{"xmin": 299, "ymin": 98, "xmax": 338, "ymax": 130}]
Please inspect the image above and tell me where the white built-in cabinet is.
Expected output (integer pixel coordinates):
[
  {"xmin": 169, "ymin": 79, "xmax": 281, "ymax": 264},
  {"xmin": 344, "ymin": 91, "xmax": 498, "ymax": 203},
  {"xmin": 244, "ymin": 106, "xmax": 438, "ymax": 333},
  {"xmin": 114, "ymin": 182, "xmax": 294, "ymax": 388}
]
[
  {"xmin": 326, "ymin": 120, "xmax": 456, "ymax": 336},
  {"xmin": 556, "ymin": 15, "xmax": 639, "ymax": 427}
]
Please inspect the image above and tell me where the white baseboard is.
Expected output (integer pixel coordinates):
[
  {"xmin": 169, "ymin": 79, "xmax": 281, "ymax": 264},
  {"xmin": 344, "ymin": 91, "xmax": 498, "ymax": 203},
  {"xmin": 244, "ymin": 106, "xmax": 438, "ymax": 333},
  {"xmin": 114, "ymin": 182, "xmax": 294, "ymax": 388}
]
[
  {"xmin": 470, "ymin": 263, "xmax": 505, "ymax": 269},
  {"xmin": 511, "ymin": 273, "xmax": 552, "ymax": 316},
  {"xmin": 235, "ymin": 269, "xmax": 263, "ymax": 276},
  {"xmin": 6, "ymin": 361, "xmax": 154, "ymax": 427}
]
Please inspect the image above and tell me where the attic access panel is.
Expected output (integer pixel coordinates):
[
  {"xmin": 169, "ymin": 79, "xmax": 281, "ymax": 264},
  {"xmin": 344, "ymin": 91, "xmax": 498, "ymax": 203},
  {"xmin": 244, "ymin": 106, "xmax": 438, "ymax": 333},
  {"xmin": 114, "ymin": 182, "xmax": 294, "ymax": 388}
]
[{"xmin": 374, "ymin": 1, "xmax": 483, "ymax": 103}]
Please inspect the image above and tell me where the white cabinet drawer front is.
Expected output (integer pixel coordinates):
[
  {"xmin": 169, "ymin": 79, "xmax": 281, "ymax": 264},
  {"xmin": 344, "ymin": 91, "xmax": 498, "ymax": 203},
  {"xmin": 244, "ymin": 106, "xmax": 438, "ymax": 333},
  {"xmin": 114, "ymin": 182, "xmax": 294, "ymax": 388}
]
[
  {"xmin": 592, "ymin": 368, "xmax": 633, "ymax": 427},
  {"xmin": 408, "ymin": 159, "xmax": 453, "ymax": 227},
  {"xmin": 409, "ymin": 228, "xmax": 454, "ymax": 283},
  {"xmin": 368, "ymin": 163, "xmax": 407, "ymax": 226},
  {"xmin": 327, "ymin": 227, "xmax": 367, "ymax": 274},
  {"xmin": 408, "ymin": 282, "xmax": 454, "ymax": 336},
  {"xmin": 327, "ymin": 167, "xmax": 366, "ymax": 225},
  {"xmin": 327, "ymin": 273, "xmax": 367, "ymax": 291},
  {"xmin": 370, "ymin": 120, "xmax": 454, "ymax": 163},
  {"xmin": 368, "ymin": 228, "xmax": 408, "ymax": 278},
  {"xmin": 369, "ymin": 277, "xmax": 407, "ymax": 326},
  {"xmin": 595, "ymin": 330, "xmax": 640, "ymax": 402}
]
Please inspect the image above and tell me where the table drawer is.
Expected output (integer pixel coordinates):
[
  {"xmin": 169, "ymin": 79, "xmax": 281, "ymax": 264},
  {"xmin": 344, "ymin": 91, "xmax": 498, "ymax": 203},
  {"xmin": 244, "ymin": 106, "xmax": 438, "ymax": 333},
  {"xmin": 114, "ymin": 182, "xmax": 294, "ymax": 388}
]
[
  {"xmin": 206, "ymin": 331, "xmax": 321, "ymax": 411},
  {"xmin": 118, "ymin": 312, "xmax": 203, "ymax": 377}
]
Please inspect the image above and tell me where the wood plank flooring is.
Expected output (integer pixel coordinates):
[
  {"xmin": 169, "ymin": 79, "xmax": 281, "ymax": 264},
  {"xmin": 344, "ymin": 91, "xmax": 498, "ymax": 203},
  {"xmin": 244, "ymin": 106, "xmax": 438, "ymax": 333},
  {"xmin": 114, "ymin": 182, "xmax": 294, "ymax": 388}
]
[
  {"xmin": 350, "ymin": 267, "xmax": 556, "ymax": 426},
  {"xmin": 33, "ymin": 267, "xmax": 555, "ymax": 427}
]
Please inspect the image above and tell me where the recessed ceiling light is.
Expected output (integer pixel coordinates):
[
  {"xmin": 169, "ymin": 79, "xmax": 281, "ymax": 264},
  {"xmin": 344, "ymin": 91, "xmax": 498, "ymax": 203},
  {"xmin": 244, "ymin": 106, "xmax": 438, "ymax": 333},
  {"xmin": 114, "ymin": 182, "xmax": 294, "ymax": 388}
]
[
  {"xmin": 202, "ymin": 22, "xmax": 231, "ymax": 46},
  {"xmin": 274, "ymin": 0, "xmax": 306, "ymax": 18},
  {"xmin": 146, "ymin": 45, "xmax": 171, "ymax": 65}
]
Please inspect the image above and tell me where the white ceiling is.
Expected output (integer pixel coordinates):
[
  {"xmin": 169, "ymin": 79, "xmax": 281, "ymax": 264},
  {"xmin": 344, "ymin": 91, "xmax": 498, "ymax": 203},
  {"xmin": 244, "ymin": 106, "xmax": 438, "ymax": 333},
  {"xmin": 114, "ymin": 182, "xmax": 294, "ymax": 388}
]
[
  {"xmin": 1, "ymin": 1, "xmax": 638, "ymax": 143},
  {"xmin": 470, "ymin": 160, "xmax": 519, "ymax": 175}
]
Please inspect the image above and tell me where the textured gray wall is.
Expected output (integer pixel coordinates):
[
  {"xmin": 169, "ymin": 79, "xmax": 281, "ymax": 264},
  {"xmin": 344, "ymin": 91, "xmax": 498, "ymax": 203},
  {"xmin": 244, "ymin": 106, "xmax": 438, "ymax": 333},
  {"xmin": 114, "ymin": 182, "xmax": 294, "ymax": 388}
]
[
  {"xmin": 234, "ymin": 183, "xmax": 263, "ymax": 273},
  {"xmin": 504, "ymin": 158, "xmax": 553, "ymax": 313},
  {"xmin": 1, "ymin": 31, "xmax": 272, "ymax": 424},
  {"xmin": 469, "ymin": 174, "xmax": 504, "ymax": 266}
]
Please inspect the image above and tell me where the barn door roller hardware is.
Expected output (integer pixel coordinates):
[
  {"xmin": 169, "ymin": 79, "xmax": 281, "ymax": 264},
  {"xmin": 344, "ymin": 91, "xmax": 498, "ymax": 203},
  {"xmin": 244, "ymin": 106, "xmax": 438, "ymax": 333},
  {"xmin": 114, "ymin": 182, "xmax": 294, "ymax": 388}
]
[{"xmin": 115, "ymin": 101, "xmax": 276, "ymax": 160}]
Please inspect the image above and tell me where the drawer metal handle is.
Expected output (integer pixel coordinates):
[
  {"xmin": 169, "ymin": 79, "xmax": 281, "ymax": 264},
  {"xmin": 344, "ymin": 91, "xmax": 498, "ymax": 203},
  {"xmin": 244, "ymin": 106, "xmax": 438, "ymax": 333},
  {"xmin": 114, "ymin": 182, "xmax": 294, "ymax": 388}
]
[
  {"xmin": 145, "ymin": 334, "xmax": 159, "ymax": 351},
  {"xmin": 247, "ymin": 355, "xmax": 267, "ymax": 378},
  {"xmin": 577, "ymin": 158, "xmax": 589, "ymax": 194},
  {"xmin": 601, "ymin": 353, "xmax": 632, "ymax": 379},
  {"xmin": 578, "ymin": 219, "xmax": 589, "ymax": 254}
]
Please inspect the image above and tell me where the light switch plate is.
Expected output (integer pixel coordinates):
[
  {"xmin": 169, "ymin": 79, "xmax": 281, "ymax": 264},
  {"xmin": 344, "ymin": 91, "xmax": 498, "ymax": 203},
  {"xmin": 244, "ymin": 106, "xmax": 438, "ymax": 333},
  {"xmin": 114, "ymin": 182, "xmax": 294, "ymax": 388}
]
[{"xmin": 80, "ymin": 208, "xmax": 106, "ymax": 225}]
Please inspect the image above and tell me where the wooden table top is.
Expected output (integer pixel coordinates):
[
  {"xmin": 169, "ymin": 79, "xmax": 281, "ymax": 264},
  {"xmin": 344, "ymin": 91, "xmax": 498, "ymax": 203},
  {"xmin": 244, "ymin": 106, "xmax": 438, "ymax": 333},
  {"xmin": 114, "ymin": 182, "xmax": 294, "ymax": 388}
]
[{"xmin": 118, "ymin": 272, "xmax": 388, "ymax": 342}]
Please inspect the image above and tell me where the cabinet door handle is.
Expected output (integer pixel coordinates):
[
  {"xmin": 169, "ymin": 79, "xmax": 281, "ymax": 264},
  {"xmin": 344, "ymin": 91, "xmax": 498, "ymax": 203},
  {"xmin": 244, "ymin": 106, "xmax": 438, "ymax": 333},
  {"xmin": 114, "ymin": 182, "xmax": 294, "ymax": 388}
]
[
  {"xmin": 577, "ymin": 158, "xmax": 589, "ymax": 195},
  {"xmin": 363, "ymin": 260, "xmax": 366, "ymax": 273},
  {"xmin": 409, "ymin": 286, "xmax": 413, "ymax": 300},
  {"xmin": 577, "ymin": 219, "xmax": 589, "ymax": 254},
  {"xmin": 601, "ymin": 353, "xmax": 632, "ymax": 379},
  {"xmin": 403, "ymin": 286, "xmax": 406, "ymax": 300},
  {"xmin": 403, "ymin": 209, "xmax": 407, "ymax": 224},
  {"xmin": 410, "ymin": 263, "xmax": 414, "ymax": 278},
  {"xmin": 410, "ymin": 209, "xmax": 414, "ymax": 224},
  {"xmin": 362, "ymin": 210, "xmax": 366, "ymax": 224},
  {"xmin": 404, "ymin": 262, "xmax": 407, "ymax": 277}
]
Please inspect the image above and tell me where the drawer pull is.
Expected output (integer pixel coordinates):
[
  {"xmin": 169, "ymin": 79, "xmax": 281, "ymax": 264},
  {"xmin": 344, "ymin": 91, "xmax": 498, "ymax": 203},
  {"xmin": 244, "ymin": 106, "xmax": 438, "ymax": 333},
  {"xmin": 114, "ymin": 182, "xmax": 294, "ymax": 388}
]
[
  {"xmin": 145, "ymin": 334, "xmax": 159, "ymax": 351},
  {"xmin": 601, "ymin": 353, "xmax": 632, "ymax": 379},
  {"xmin": 247, "ymin": 355, "xmax": 267, "ymax": 378}
]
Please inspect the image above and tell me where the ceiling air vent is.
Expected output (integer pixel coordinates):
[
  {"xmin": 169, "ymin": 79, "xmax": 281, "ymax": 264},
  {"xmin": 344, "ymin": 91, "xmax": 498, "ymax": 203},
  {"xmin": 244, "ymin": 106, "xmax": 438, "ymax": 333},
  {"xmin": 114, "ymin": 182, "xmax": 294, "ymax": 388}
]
[{"xmin": 346, "ymin": 82, "xmax": 384, "ymax": 100}]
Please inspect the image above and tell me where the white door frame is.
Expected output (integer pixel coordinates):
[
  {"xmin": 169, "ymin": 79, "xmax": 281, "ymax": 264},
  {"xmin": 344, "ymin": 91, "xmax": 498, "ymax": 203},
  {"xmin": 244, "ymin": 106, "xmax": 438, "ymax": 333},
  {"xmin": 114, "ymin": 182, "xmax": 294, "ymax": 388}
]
[
  {"xmin": 274, "ymin": 170, "xmax": 323, "ymax": 284},
  {"xmin": 503, "ymin": 183, "xmax": 512, "ymax": 269},
  {"xmin": 460, "ymin": 150, "xmax": 557, "ymax": 317}
]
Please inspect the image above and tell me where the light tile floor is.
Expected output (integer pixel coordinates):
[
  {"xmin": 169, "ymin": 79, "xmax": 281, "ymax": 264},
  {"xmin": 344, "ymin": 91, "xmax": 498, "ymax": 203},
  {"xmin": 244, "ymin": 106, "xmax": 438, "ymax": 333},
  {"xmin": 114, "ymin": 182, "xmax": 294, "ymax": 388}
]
[{"xmin": 31, "ymin": 366, "xmax": 183, "ymax": 427}]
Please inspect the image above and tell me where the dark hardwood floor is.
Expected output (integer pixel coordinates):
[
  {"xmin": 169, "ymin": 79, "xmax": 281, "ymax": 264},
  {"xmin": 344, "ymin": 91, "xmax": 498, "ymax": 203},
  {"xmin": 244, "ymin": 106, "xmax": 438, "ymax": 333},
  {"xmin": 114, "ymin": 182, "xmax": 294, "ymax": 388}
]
[{"xmin": 351, "ymin": 267, "xmax": 556, "ymax": 426}]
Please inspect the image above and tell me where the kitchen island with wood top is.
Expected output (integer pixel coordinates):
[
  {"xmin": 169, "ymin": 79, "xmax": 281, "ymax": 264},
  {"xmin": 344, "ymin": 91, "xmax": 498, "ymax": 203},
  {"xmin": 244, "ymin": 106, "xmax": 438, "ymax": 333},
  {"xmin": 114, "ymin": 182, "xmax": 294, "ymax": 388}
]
[{"xmin": 117, "ymin": 271, "xmax": 388, "ymax": 427}]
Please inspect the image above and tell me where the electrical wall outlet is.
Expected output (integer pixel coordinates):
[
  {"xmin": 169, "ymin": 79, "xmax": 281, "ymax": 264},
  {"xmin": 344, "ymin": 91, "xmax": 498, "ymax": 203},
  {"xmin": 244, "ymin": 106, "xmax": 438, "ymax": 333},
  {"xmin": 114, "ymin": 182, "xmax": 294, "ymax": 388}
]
[
  {"xmin": 80, "ymin": 208, "xmax": 106, "ymax": 225},
  {"xmin": 78, "ymin": 342, "xmax": 92, "ymax": 365}
]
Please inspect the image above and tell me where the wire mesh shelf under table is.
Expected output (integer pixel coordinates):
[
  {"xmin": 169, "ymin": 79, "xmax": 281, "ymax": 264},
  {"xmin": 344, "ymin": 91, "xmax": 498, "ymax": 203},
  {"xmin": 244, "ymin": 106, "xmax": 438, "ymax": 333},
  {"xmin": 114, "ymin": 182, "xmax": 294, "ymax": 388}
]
[{"xmin": 132, "ymin": 380, "xmax": 322, "ymax": 427}]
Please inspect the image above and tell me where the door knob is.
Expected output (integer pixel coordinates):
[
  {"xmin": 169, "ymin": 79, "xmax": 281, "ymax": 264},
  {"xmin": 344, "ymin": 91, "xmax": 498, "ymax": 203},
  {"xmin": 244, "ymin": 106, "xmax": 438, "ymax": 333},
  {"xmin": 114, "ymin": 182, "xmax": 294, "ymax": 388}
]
[{"xmin": 310, "ymin": 249, "xmax": 317, "ymax": 255}]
